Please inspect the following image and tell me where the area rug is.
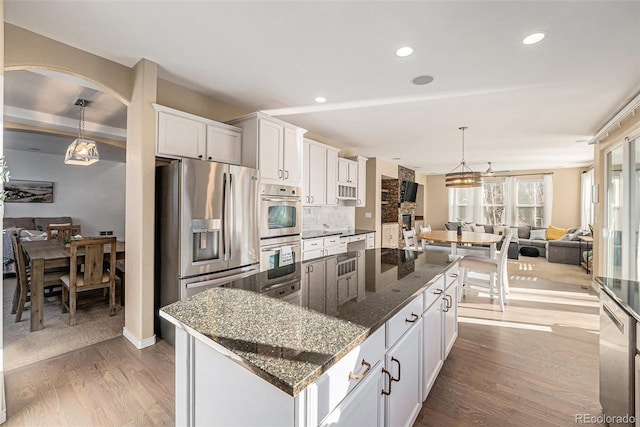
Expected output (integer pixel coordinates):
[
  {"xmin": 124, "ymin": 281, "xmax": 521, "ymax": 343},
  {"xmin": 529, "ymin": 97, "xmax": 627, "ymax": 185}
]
[{"xmin": 3, "ymin": 276, "xmax": 124, "ymax": 371}]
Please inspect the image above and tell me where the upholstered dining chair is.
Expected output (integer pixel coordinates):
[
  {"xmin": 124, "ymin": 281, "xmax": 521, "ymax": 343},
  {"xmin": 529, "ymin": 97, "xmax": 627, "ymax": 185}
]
[
  {"xmin": 61, "ymin": 237, "xmax": 117, "ymax": 326},
  {"xmin": 403, "ymin": 229, "xmax": 420, "ymax": 250},
  {"xmin": 10, "ymin": 234, "xmax": 64, "ymax": 322},
  {"xmin": 459, "ymin": 228, "xmax": 512, "ymax": 312},
  {"xmin": 47, "ymin": 224, "xmax": 82, "ymax": 241}
]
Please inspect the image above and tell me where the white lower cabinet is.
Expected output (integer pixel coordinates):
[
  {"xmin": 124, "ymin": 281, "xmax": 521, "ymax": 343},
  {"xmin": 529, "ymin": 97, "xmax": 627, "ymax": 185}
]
[
  {"xmin": 384, "ymin": 318, "xmax": 423, "ymax": 427},
  {"xmin": 422, "ymin": 295, "xmax": 443, "ymax": 400},
  {"xmin": 443, "ymin": 269, "xmax": 459, "ymax": 358}
]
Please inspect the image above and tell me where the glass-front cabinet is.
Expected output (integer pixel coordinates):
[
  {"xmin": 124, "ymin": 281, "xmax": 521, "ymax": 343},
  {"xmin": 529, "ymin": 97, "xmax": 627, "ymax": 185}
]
[{"xmin": 604, "ymin": 138, "xmax": 639, "ymax": 281}]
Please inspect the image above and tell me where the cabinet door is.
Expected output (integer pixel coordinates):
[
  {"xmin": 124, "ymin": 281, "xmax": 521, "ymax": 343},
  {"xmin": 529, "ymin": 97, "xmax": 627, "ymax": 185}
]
[
  {"xmin": 206, "ymin": 124, "xmax": 241, "ymax": 164},
  {"xmin": 319, "ymin": 361, "xmax": 383, "ymax": 427},
  {"xmin": 338, "ymin": 158, "xmax": 350, "ymax": 183},
  {"xmin": 305, "ymin": 260, "xmax": 326, "ymax": 313},
  {"xmin": 385, "ymin": 319, "xmax": 422, "ymax": 427},
  {"xmin": 258, "ymin": 119, "xmax": 284, "ymax": 182},
  {"xmin": 283, "ymin": 127, "xmax": 302, "ymax": 185},
  {"xmin": 157, "ymin": 111, "xmax": 206, "ymax": 159},
  {"xmin": 422, "ymin": 300, "xmax": 443, "ymax": 401},
  {"xmin": 356, "ymin": 158, "xmax": 367, "ymax": 207},
  {"xmin": 348, "ymin": 161, "xmax": 358, "ymax": 184},
  {"xmin": 356, "ymin": 250, "xmax": 366, "ymax": 301},
  {"xmin": 308, "ymin": 143, "xmax": 326, "ymax": 205},
  {"xmin": 326, "ymin": 149, "xmax": 338, "ymax": 205},
  {"xmin": 443, "ymin": 282, "xmax": 458, "ymax": 358},
  {"xmin": 337, "ymin": 277, "xmax": 350, "ymax": 305},
  {"xmin": 387, "ymin": 224, "xmax": 399, "ymax": 249},
  {"xmin": 366, "ymin": 233, "xmax": 375, "ymax": 249}
]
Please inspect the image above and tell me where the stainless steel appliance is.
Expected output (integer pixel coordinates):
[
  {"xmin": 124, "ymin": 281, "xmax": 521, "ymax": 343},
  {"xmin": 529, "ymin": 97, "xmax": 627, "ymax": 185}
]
[
  {"xmin": 156, "ymin": 159, "xmax": 260, "ymax": 343},
  {"xmin": 600, "ymin": 290, "xmax": 635, "ymax": 426},
  {"xmin": 260, "ymin": 236, "xmax": 301, "ymax": 275},
  {"xmin": 259, "ymin": 183, "xmax": 302, "ymax": 240}
]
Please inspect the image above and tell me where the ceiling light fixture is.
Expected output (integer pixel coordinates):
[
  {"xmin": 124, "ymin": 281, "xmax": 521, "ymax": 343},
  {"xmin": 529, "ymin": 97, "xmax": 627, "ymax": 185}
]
[
  {"xmin": 412, "ymin": 75, "xmax": 434, "ymax": 86},
  {"xmin": 445, "ymin": 126, "xmax": 482, "ymax": 188},
  {"xmin": 395, "ymin": 46, "xmax": 413, "ymax": 57},
  {"xmin": 485, "ymin": 162, "xmax": 495, "ymax": 176},
  {"xmin": 64, "ymin": 98, "xmax": 99, "ymax": 166},
  {"xmin": 523, "ymin": 32, "xmax": 546, "ymax": 45},
  {"xmin": 314, "ymin": 97, "xmax": 326, "ymax": 103}
]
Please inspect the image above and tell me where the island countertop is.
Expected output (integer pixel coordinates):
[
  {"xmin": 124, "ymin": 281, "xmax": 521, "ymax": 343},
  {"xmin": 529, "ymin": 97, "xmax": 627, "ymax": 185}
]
[{"xmin": 160, "ymin": 248, "xmax": 455, "ymax": 396}]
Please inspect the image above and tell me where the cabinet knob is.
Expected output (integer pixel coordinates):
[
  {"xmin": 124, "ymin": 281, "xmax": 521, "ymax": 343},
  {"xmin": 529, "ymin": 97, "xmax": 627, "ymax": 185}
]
[
  {"xmin": 198, "ymin": 155, "xmax": 203, "ymax": 159},
  {"xmin": 208, "ymin": 156, "xmax": 212, "ymax": 160}
]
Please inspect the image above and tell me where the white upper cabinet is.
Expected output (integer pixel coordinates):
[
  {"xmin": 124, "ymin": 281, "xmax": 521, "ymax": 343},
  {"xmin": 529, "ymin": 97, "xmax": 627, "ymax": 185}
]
[
  {"xmin": 228, "ymin": 112, "xmax": 306, "ymax": 187},
  {"xmin": 303, "ymin": 138, "xmax": 341, "ymax": 206},
  {"xmin": 337, "ymin": 158, "xmax": 354, "ymax": 183},
  {"xmin": 154, "ymin": 104, "xmax": 242, "ymax": 164},
  {"xmin": 347, "ymin": 155, "xmax": 368, "ymax": 207}
]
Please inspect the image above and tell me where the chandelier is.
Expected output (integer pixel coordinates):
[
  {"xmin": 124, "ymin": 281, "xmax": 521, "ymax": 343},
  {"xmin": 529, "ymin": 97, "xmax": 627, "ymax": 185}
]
[
  {"xmin": 445, "ymin": 126, "xmax": 481, "ymax": 188},
  {"xmin": 64, "ymin": 99, "xmax": 99, "ymax": 166}
]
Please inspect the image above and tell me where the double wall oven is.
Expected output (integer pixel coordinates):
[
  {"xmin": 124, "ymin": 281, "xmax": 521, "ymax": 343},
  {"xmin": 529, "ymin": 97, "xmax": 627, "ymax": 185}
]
[{"xmin": 259, "ymin": 184, "xmax": 302, "ymax": 287}]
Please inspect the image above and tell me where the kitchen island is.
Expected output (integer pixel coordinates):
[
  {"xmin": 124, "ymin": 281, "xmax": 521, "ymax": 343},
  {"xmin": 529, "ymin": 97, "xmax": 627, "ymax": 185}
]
[{"xmin": 160, "ymin": 248, "xmax": 459, "ymax": 426}]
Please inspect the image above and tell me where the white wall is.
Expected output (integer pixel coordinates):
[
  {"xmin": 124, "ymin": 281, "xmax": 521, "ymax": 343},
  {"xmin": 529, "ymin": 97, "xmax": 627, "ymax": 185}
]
[{"xmin": 3, "ymin": 148, "xmax": 126, "ymax": 238}]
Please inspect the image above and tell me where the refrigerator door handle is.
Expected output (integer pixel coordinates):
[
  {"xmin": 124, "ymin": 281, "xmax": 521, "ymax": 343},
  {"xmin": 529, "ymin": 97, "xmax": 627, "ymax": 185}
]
[
  {"xmin": 222, "ymin": 172, "xmax": 228, "ymax": 260},
  {"xmin": 184, "ymin": 267, "xmax": 260, "ymax": 289},
  {"xmin": 227, "ymin": 173, "xmax": 233, "ymax": 260}
]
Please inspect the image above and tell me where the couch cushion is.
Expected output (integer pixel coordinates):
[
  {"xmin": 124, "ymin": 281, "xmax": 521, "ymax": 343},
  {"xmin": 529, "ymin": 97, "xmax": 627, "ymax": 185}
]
[
  {"xmin": 4, "ymin": 217, "xmax": 35, "ymax": 229},
  {"xmin": 546, "ymin": 225, "xmax": 568, "ymax": 240},
  {"xmin": 518, "ymin": 226, "xmax": 531, "ymax": 239},
  {"xmin": 444, "ymin": 222, "xmax": 457, "ymax": 231},
  {"xmin": 530, "ymin": 229, "xmax": 547, "ymax": 240},
  {"xmin": 34, "ymin": 217, "xmax": 73, "ymax": 231},
  {"xmin": 471, "ymin": 225, "xmax": 485, "ymax": 233}
]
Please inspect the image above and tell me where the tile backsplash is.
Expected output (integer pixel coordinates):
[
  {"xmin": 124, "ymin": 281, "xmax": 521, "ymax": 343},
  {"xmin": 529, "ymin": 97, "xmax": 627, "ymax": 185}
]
[{"xmin": 303, "ymin": 205, "xmax": 355, "ymax": 232}]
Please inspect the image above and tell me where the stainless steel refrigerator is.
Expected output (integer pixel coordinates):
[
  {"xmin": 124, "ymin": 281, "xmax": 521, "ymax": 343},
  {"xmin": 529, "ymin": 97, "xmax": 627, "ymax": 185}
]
[{"xmin": 155, "ymin": 159, "xmax": 260, "ymax": 343}]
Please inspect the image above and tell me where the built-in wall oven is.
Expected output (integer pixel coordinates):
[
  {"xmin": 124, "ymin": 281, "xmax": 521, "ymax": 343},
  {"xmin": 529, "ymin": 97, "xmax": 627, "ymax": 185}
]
[{"xmin": 260, "ymin": 184, "xmax": 302, "ymax": 239}]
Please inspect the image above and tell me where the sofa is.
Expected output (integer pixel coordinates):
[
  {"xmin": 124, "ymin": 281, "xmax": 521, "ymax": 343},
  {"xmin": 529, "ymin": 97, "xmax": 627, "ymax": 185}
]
[
  {"xmin": 3, "ymin": 216, "xmax": 73, "ymax": 274},
  {"xmin": 443, "ymin": 222, "xmax": 588, "ymax": 265}
]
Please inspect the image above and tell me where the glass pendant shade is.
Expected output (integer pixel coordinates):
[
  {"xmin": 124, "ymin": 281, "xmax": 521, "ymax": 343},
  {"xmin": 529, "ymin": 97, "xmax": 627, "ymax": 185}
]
[
  {"xmin": 64, "ymin": 138, "xmax": 99, "ymax": 166},
  {"xmin": 65, "ymin": 98, "xmax": 99, "ymax": 166}
]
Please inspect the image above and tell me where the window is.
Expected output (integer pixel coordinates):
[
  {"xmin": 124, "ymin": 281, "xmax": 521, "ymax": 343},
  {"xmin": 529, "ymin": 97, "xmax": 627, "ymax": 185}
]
[
  {"xmin": 516, "ymin": 179, "xmax": 544, "ymax": 226},
  {"xmin": 580, "ymin": 169, "xmax": 594, "ymax": 231},
  {"xmin": 449, "ymin": 176, "xmax": 551, "ymax": 226},
  {"xmin": 482, "ymin": 181, "xmax": 506, "ymax": 225}
]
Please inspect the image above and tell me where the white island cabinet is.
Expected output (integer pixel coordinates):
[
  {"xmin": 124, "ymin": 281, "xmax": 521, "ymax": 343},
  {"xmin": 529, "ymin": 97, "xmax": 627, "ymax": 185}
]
[{"xmin": 160, "ymin": 258, "xmax": 459, "ymax": 427}]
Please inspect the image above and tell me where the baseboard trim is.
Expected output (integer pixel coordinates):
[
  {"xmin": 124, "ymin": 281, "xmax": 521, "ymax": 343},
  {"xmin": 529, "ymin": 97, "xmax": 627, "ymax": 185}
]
[
  {"xmin": 123, "ymin": 327, "xmax": 156, "ymax": 349},
  {"xmin": 0, "ymin": 371, "xmax": 6, "ymax": 424}
]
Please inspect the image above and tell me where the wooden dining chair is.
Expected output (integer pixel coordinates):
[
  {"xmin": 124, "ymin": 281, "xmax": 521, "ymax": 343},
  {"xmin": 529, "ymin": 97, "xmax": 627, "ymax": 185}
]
[
  {"xmin": 47, "ymin": 224, "xmax": 82, "ymax": 241},
  {"xmin": 10, "ymin": 234, "xmax": 64, "ymax": 322},
  {"xmin": 61, "ymin": 237, "xmax": 117, "ymax": 326}
]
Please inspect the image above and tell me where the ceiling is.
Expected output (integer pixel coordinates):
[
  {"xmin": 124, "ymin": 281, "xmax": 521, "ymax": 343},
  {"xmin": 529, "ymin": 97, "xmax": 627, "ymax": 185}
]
[{"xmin": 5, "ymin": 1, "xmax": 640, "ymax": 173}]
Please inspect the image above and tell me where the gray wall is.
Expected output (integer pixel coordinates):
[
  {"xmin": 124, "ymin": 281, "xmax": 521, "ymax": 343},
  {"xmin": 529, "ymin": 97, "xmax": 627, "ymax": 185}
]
[{"xmin": 3, "ymin": 148, "xmax": 126, "ymax": 238}]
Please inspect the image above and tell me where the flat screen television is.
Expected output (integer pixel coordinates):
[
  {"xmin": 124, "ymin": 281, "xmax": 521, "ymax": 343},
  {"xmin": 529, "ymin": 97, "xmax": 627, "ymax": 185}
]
[{"xmin": 401, "ymin": 180, "xmax": 418, "ymax": 203}]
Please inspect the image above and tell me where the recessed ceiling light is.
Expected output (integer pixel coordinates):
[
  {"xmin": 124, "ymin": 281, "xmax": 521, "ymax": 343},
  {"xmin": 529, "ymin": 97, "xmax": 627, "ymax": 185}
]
[
  {"xmin": 523, "ymin": 32, "xmax": 546, "ymax": 45},
  {"xmin": 575, "ymin": 139, "xmax": 589, "ymax": 143},
  {"xmin": 314, "ymin": 97, "xmax": 326, "ymax": 103},
  {"xmin": 395, "ymin": 46, "xmax": 413, "ymax": 57},
  {"xmin": 392, "ymin": 157, "xmax": 401, "ymax": 160},
  {"xmin": 412, "ymin": 75, "xmax": 434, "ymax": 85}
]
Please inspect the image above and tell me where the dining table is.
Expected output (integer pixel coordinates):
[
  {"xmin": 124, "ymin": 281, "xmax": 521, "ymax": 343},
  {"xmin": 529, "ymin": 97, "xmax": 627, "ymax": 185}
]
[{"xmin": 21, "ymin": 238, "xmax": 126, "ymax": 332}]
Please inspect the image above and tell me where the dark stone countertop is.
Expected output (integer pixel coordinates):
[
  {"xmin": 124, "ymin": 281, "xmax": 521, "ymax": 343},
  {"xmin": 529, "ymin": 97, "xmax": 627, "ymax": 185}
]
[
  {"xmin": 300, "ymin": 229, "xmax": 375, "ymax": 240},
  {"xmin": 597, "ymin": 276, "xmax": 640, "ymax": 322},
  {"xmin": 160, "ymin": 248, "xmax": 454, "ymax": 396}
]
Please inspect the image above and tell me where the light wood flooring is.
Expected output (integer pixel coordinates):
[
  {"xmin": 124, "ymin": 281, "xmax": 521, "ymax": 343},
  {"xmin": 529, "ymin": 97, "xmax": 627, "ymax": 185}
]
[{"xmin": 4, "ymin": 258, "xmax": 602, "ymax": 426}]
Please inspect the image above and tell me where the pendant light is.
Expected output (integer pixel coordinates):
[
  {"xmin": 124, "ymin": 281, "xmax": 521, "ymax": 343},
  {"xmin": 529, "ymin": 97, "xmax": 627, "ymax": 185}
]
[
  {"xmin": 445, "ymin": 126, "xmax": 481, "ymax": 188},
  {"xmin": 64, "ymin": 99, "xmax": 99, "ymax": 166}
]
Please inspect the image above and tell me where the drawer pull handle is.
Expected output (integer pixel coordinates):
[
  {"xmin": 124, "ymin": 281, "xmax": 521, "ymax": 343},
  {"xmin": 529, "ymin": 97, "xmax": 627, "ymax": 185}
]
[
  {"xmin": 391, "ymin": 357, "xmax": 401, "ymax": 382},
  {"xmin": 433, "ymin": 289, "xmax": 443, "ymax": 295},
  {"xmin": 349, "ymin": 359, "xmax": 372, "ymax": 380},
  {"xmin": 381, "ymin": 368, "xmax": 392, "ymax": 395},
  {"xmin": 445, "ymin": 294, "xmax": 452, "ymax": 308},
  {"xmin": 405, "ymin": 313, "xmax": 419, "ymax": 323}
]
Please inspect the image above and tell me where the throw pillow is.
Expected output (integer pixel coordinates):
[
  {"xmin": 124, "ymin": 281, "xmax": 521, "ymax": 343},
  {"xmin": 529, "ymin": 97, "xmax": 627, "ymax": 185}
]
[
  {"xmin": 530, "ymin": 229, "xmax": 547, "ymax": 240},
  {"xmin": 19, "ymin": 229, "xmax": 47, "ymax": 241},
  {"xmin": 509, "ymin": 227, "xmax": 520, "ymax": 243},
  {"xmin": 462, "ymin": 223, "xmax": 474, "ymax": 232},
  {"xmin": 471, "ymin": 225, "xmax": 485, "ymax": 233},
  {"xmin": 546, "ymin": 225, "xmax": 568, "ymax": 240}
]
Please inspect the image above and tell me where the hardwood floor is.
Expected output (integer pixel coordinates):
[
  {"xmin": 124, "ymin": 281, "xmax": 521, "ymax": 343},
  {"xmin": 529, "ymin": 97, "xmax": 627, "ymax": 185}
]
[
  {"xmin": 4, "ymin": 259, "xmax": 602, "ymax": 426},
  {"xmin": 4, "ymin": 337, "xmax": 174, "ymax": 426}
]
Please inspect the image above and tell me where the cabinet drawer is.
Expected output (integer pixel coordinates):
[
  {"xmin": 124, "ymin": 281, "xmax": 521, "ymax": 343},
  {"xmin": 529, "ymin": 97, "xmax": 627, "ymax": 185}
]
[
  {"xmin": 303, "ymin": 238, "xmax": 324, "ymax": 251},
  {"xmin": 303, "ymin": 249, "xmax": 324, "ymax": 261},
  {"xmin": 312, "ymin": 327, "xmax": 385, "ymax": 424},
  {"xmin": 424, "ymin": 275, "xmax": 445, "ymax": 309},
  {"xmin": 445, "ymin": 266, "xmax": 459, "ymax": 289},
  {"xmin": 386, "ymin": 294, "xmax": 423, "ymax": 347},
  {"xmin": 350, "ymin": 234, "xmax": 366, "ymax": 243},
  {"xmin": 323, "ymin": 236, "xmax": 340, "ymax": 247}
]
